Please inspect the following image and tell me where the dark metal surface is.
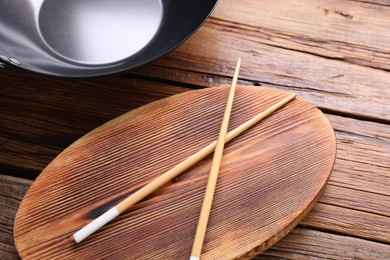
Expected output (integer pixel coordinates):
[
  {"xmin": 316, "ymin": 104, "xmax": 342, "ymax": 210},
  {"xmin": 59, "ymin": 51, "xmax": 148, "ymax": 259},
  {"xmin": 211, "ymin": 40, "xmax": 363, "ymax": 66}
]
[{"xmin": 0, "ymin": 0, "xmax": 218, "ymax": 77}]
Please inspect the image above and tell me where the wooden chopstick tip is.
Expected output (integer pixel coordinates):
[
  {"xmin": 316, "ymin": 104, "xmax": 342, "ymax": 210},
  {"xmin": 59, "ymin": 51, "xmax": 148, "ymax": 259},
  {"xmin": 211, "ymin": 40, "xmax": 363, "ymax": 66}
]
[
  {"xmin": 234, "ymin": 58, "xmax": 241, "ymax": 75},
  {"xmin": 289, "ymin": 93, "xmax": 297, "ymax": 100},
  {"xmin": 278, "ymin": 93, "xmax": 297, "ymax": 107}
]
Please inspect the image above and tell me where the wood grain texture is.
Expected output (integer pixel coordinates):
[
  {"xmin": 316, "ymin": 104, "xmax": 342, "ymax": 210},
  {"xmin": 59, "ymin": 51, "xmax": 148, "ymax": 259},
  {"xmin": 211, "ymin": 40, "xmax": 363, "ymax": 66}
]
[
  {"xmin": 3, "ymin": 175, "xmax": 390, "ymax": 260},
  {"xmin": 255, "ymin": 227, "xmax": 390, "ymax": 260},
  {"xmin": 1, "ymin": 0, "xmax": 389, "ymax": 258},
  {"xmin": 0, "ymin": 68, "xmax": 189, "ymax": 174},
  {"xmin": 135, "ymin": 0, "xmax": 390, "ymax": 121},
  {"xmin": 1, "ymin": 70, "xmax": 389, "ymax": 247},
  {"xmin": 0, "ymin": 175, "xmax": 31, "ymax": 260},
  {"xmin": 150, "ymin": 25, "xmax": 390, "ymax": 121},
  {"xmin": 132, "ymin": 64, "xmax": 390, "ymax": 123},
  {"xmin": 211, "ymin": 0, "xmax": 390, "ymax": 70},
  {"xmin": 14, "ymin": 87, "xmax": 336, "ymax": 259}
]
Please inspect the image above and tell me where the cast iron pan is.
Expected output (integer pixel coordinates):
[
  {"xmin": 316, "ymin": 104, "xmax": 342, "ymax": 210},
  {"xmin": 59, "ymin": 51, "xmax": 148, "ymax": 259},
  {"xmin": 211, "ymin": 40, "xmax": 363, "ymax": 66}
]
[{"xmin": 0, "ymin": 0, "xmax": 218, "ymax": 77}]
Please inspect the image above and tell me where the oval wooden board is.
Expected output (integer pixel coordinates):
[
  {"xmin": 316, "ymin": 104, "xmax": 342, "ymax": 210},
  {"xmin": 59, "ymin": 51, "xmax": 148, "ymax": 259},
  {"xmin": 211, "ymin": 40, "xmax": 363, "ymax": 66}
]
[{"xmin": 14, "ymin": 86, "xmax": 336, "ymax": 259}]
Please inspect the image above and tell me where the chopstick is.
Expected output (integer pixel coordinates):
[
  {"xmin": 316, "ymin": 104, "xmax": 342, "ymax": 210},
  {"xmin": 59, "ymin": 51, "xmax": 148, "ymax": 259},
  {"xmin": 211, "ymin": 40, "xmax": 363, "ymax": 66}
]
[
  {"xmin": 73, "ymin": 78, "xmax": 296, "ymax": 245},
  {"xmin": 189, "ymin": 58, "xmax": 240, "ymax": 260}
]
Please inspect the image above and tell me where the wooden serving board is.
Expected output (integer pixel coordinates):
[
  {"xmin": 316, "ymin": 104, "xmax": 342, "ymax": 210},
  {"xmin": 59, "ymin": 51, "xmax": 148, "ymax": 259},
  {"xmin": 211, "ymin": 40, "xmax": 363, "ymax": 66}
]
[{"xmin": 14, "ymin": 86, "xmax": 336, "ymax": 259}]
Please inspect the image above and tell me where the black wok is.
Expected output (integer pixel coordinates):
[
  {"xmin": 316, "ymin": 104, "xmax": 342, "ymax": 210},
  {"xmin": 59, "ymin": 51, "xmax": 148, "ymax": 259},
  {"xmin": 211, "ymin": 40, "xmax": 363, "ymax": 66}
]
[{"xmin": 0, "ymin": 0, "xmax": 218, "ymax": 77}]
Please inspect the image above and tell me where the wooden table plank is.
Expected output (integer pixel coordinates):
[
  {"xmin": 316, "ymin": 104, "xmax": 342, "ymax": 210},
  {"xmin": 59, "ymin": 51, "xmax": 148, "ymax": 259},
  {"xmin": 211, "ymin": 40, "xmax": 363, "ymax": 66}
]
[
  {"xmin": 255, "ymin": 228, "xmax": 390, "ymax": 260},
  {"xmin": 321, "ymin": 184, "xmax": 390, "ymax": 217},
  {"xmin": 149, "ymin": 24, "xmax": 390, "ymax": 121},
  {"xmin": 0, "ymin": 69, "xmax": 188, "ymax": 118},
  {"xmin": 301, "ymin": 203, "xmax": 390, "ymax": 244},
  {"xmin": 0, "ymin": 69, "xmax": 190, "ymax": 174},
  {"xmin": 328, "ymin": 115, "xmax": 390, "ymax": 196},
  {"xmin": 133, "ymin": 64, "xmax": 390, "ymax": 126},
  {"xmin": 0, "ymin": 175, "xmax": 30, "ymax": 260},
  {"xmin": 212, "ymin": 0, "xmax": 390, "ymax": 70}
]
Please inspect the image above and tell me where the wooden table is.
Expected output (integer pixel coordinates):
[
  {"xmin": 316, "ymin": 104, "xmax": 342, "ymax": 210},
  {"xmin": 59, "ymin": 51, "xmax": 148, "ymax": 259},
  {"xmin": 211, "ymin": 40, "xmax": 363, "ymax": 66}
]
[{"xmin": 1, "ymin": 0, "xmax": 389, "ymax": 259}]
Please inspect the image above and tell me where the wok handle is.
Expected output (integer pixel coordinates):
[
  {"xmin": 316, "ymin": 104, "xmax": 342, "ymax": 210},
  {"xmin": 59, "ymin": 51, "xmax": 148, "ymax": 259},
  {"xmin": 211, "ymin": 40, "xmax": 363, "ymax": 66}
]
[{"xmin": 0, "ymin": 55, "xmax": 21, "ymax": 67}]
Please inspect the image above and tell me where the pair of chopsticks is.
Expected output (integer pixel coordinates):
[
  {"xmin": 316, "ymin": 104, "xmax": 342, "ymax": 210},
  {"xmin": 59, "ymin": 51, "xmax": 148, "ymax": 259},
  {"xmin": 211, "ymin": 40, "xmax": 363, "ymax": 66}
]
[{"xmin": 73, "ymin": 59, "xmax": 296, "ymax": 259}]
